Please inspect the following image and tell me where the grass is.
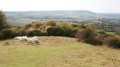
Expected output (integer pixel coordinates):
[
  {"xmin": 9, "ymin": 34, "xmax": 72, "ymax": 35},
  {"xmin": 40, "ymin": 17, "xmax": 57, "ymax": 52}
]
[
  {"xmin": 106, "ymin": 32, "xmax": 116, "ymax": 35},
  {"xmin": 0, "ymin": 36, "xmax": 85, "ymax": 67},
  {"xmin": 0, "ymin": 36, "xmax": 120, "ymax": 67},
  {"xmin": 106, "ymin": 32, "xmax": 120, "ymax": 37},
  {"xmin": 44, "ymin": 45, "xmax": 120, "ymax": 67}
]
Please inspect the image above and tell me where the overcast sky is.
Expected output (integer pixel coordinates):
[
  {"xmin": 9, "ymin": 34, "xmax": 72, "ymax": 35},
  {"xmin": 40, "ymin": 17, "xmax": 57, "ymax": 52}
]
[{"xmin": 0, "ymin": 0, "xmax": 120, "ymax": 13}]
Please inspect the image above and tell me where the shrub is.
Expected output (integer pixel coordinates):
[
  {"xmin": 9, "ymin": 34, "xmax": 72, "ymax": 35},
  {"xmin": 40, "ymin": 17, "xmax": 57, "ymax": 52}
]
[
  {"xmin": 0, "ymin": 32, "xmax": 3, "ymax": 40},
  {"xmin": 70, "ymin": 23, "xmax": 81, "ymax": 28},
  {"xmin": 11, "ymin": 28, "xmax": 27, "ymax": 37},
  {"xmin": 1, "ymin": 29, "xmax": 12, "ymax": 39},
  {"xmin": 41, "ymin": 32, "xmax": 48, "ymax": 36},
  {"xmin": 95, "ymin": 34, "xmax": 113, "ymax": 45},
  {"xmin": 25, "ymin": 23, "xmax": 32, "ymax": 29},
  {"xmin": 63, "ymin": 27, "xmax": 78, "ymax": 37},
  {"xmin": 64, "ymin": 27, "xmax": 73, "ymax": 37},
  {"xmin": 75, "ymin": 28, "xmax": 97, "ymax": 45},
  {"xmin": 26, "ymin": 29, "xmax": 41, "ymax": 36},
  {"xmin": 115, "ymin": 31, "xmax": 120, "ymax": 35},
  {"xmin": 57, "ymin": 22, "xmax": 70, "ymax": 28},
  {"xmin": 95, "ymin": 30, "xmax": 105, "ymax": 34},
  {"xmin": 70, "ymin": 28, "xmax": 79, "ymax": 37},
  {"xmin": 103, "ymin": 36, "xmax": 120, "ymax": 48},
  {"xmin": 46, "ymin": 20, "xmax": 56, "ymax": 26},
  {"xmin": 47, "ymin": 26, "xmax": 66, "ymax": 36}
]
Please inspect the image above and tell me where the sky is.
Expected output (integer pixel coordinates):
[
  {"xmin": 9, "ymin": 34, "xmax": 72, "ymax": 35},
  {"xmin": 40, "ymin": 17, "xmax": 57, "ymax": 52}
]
[{"xmin": 0, "ymin": 0, "xmax": 120, "ymax": 13}]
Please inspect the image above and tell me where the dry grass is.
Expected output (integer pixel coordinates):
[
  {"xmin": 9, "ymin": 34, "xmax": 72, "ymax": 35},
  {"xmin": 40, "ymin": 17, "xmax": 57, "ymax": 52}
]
[
  {"xmin": 0, "ymin": 36, "xmax": 120, "ymax": 67},
  {"xmin": 44, "ymin": 45, "xmax": 120, "ymax": 67},
  {"xmin": 39, "ymin": 36, "xmax": 80, "ymax": 46},
  {"xmin": 0, "ymin": 36, "xmax": 83, "ymax": 67}
]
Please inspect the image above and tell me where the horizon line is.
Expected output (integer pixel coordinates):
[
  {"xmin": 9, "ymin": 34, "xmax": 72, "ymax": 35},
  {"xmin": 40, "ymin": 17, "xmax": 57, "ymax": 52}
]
[{"xmin": 2, "ymin": 10, "xmax": 120, "ymax": 14}]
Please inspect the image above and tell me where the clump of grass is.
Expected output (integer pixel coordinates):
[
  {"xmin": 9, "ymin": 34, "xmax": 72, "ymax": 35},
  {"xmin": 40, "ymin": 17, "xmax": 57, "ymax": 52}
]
[{"xmin": 3, "ymin": 42, "xmax": 10, "ymax": 46}]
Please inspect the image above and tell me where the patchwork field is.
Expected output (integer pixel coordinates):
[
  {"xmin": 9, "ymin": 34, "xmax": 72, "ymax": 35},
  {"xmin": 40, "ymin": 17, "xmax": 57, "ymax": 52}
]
[{"xmin": 0, "ymin": 36, "xmax": 120, "ymax": 67}]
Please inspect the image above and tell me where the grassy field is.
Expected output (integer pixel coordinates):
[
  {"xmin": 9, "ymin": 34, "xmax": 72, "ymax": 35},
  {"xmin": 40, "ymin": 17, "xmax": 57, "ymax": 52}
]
[
  {"xmin": 106, "ymin": 32, "xmax": 116, "ymax": 35},
  {"xmin": 0, "ymin": 36, "xmax": 120, "ymax": 67},
  {"xmin": 106, "ymin": 32, "xmax": 120, "ymax": 37}
]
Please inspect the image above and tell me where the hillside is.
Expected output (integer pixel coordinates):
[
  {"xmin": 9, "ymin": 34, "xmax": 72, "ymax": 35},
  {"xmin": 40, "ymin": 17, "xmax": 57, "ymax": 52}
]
[
  {"xmin": 0, "ymin": 36, "xmax": 120, "ymax": 67},
  {"xmin": 4, "ymin": 10, "xmax": 120, "ymax": 26}
]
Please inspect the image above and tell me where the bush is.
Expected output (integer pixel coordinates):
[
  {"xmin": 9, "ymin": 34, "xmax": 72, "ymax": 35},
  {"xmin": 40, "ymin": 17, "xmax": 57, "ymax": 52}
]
[
  {"xmin": 115, "ymin": 31, "xmax": 120, "ymax": 35},
  {"xmin": 47, "ymin": 26, "xmax": 66, "ymax": 36},
  {"xmin": 64, "ymin": 27, "xmax": 78, "ymax": 37},
  {"xmin": 95, "ymin": 34, "xmax": 113, "ymax": 45},
  {"xmin": 0, "ymin": 32, "xmax": 3, "ymax": 40},
  {"xmin": 1, "ymin": 29, "xmax": 13, "ymax": 39},
  {"xmin": 57, "ymin": 22, "xmax": 70, "ymax": 28},
  {"xmin": 41, "ymin": 32, "xmax": 48, "ymax": 36},
  {"xmin": 46, "ymin": 20, "xmax": 56, "ymax": 26},
  {"xmin": 75, "ymin": 28, "xmax": 97, "ymax": 45},
  {"xmin": 11, "ymin": 28, "xmax": 27, "ymax": 37},
  {"xmin": 64, "ymin": 27, "xmax": 73, "ymax": 37},
  {"xmin": 70, "ymin": 23, "xmax": 81, "ymax": 28},
  {"xmin": 95, "ymin": 30, "xmax": 105, "ymax": 34},
  {"xmin": 103, "ymin": 36, "xmax": 120, "ymax": 48},
  {"xmin": 26, "ymin": 29, "xmax": 42, "ymax": 36},
  {"xmin": 70, "ymin": 28, "xmax": 79, "ymax": 37}
]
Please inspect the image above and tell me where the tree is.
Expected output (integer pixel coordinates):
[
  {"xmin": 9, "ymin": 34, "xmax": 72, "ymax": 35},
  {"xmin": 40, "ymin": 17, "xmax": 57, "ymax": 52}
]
[
  {"xmin": 25, "ymin": 23, "xmax": 32, "ymax": 29},
  {"xmin": 0, "ymin": 10, "xmax": 9, "ymax": 30},
  {"xmin": 85, "ymin": 23, "xmax": 96, "ymax": 30},
  {"xmin": 70, "ymin": 23, "xmax": 81, "ymax": 28},
  {"xmin": 46, "ymin": 20, "xmax": 56, "ymax": 26},
  {"xmin": 88, "ymin": 23, "xmax": 96, "ymax": 30},
  {"xmin": 81, "ymin": 24, "xmax": 86, "ymax": 29},
  {"xmin": 57, "ymin": 22, "xmax": 70, "ymax": 28}
]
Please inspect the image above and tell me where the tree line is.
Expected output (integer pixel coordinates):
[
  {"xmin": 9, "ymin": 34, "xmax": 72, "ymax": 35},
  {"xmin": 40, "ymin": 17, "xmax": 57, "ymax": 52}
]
[{"xmin": 0, "ymin": 10, "xmax": 120, "ymax": 48}]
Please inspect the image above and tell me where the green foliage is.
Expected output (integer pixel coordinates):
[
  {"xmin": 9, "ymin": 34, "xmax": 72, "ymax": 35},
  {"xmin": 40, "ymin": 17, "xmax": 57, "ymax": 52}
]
[
  {"xmin": 57, "ymin": 22, "xmax": 70, "ymax": 28},
  {"xmin": 0, "ymin": 32, "xmax": 3, "ymax": 39},
  {"xmin": 106, "ymin": 32, "xmax": 115, "ymax": 35},
  {"xmin": 81, "ymin": 24, "xmax": 86, "ymax": 29},
  {"xmin": 115, "ymin": 31, "xmax": 120, "ymax": 35},
  {"xmin": 70, "ymin": 23, "xmax": 81, "ymax": 28},
  {"xmin": 47, "ymin": 26, "xmax": 66, "ymax": 36},
  {"xmin": 89, "ymin": 23, "xmax": 96, "ymax": 30},
  {"xmin": 0, "ymin": 10, "xmax": 9, "ymax": 30},
  {"xmin": 95, "ymin": 30, "xmax": 105, "ymax": 34},
  {"xmin": 63, "ymin": 27, "xmax": 78, "ymax": 37},
  {"xmin": 0, "ymin": 29, "xmax": 13, "ymax": 39},
  {"xmin": 26, "ymin": 30, "xmax": 41, "ymax": 36},
  {"xmin": 10, "ymin": 27, "xmax": 27, "ymax": 36},
  {"xmin": 85, "ymin": 23, "xmax": 96, "ymax": 30}
]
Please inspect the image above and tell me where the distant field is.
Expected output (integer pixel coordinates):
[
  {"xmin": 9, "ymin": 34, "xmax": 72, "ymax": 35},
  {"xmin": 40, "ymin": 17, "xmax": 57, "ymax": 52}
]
[
  {"xmin": 106, "ymin": 32, "xmax": 120, "ymax": 37},
  {"xmin": 106, "ymin": 32, "xmax": 116, "ymax": 35},
  {"xmin": 0, "ymin": 36, "xmax": 120, "ymax": 67}
]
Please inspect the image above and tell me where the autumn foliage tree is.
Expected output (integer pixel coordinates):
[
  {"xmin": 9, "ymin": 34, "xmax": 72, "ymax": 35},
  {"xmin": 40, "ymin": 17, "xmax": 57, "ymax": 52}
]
[{"xmin": 46, "ymin": 20, "xmax": 56, "ymax": 26}]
